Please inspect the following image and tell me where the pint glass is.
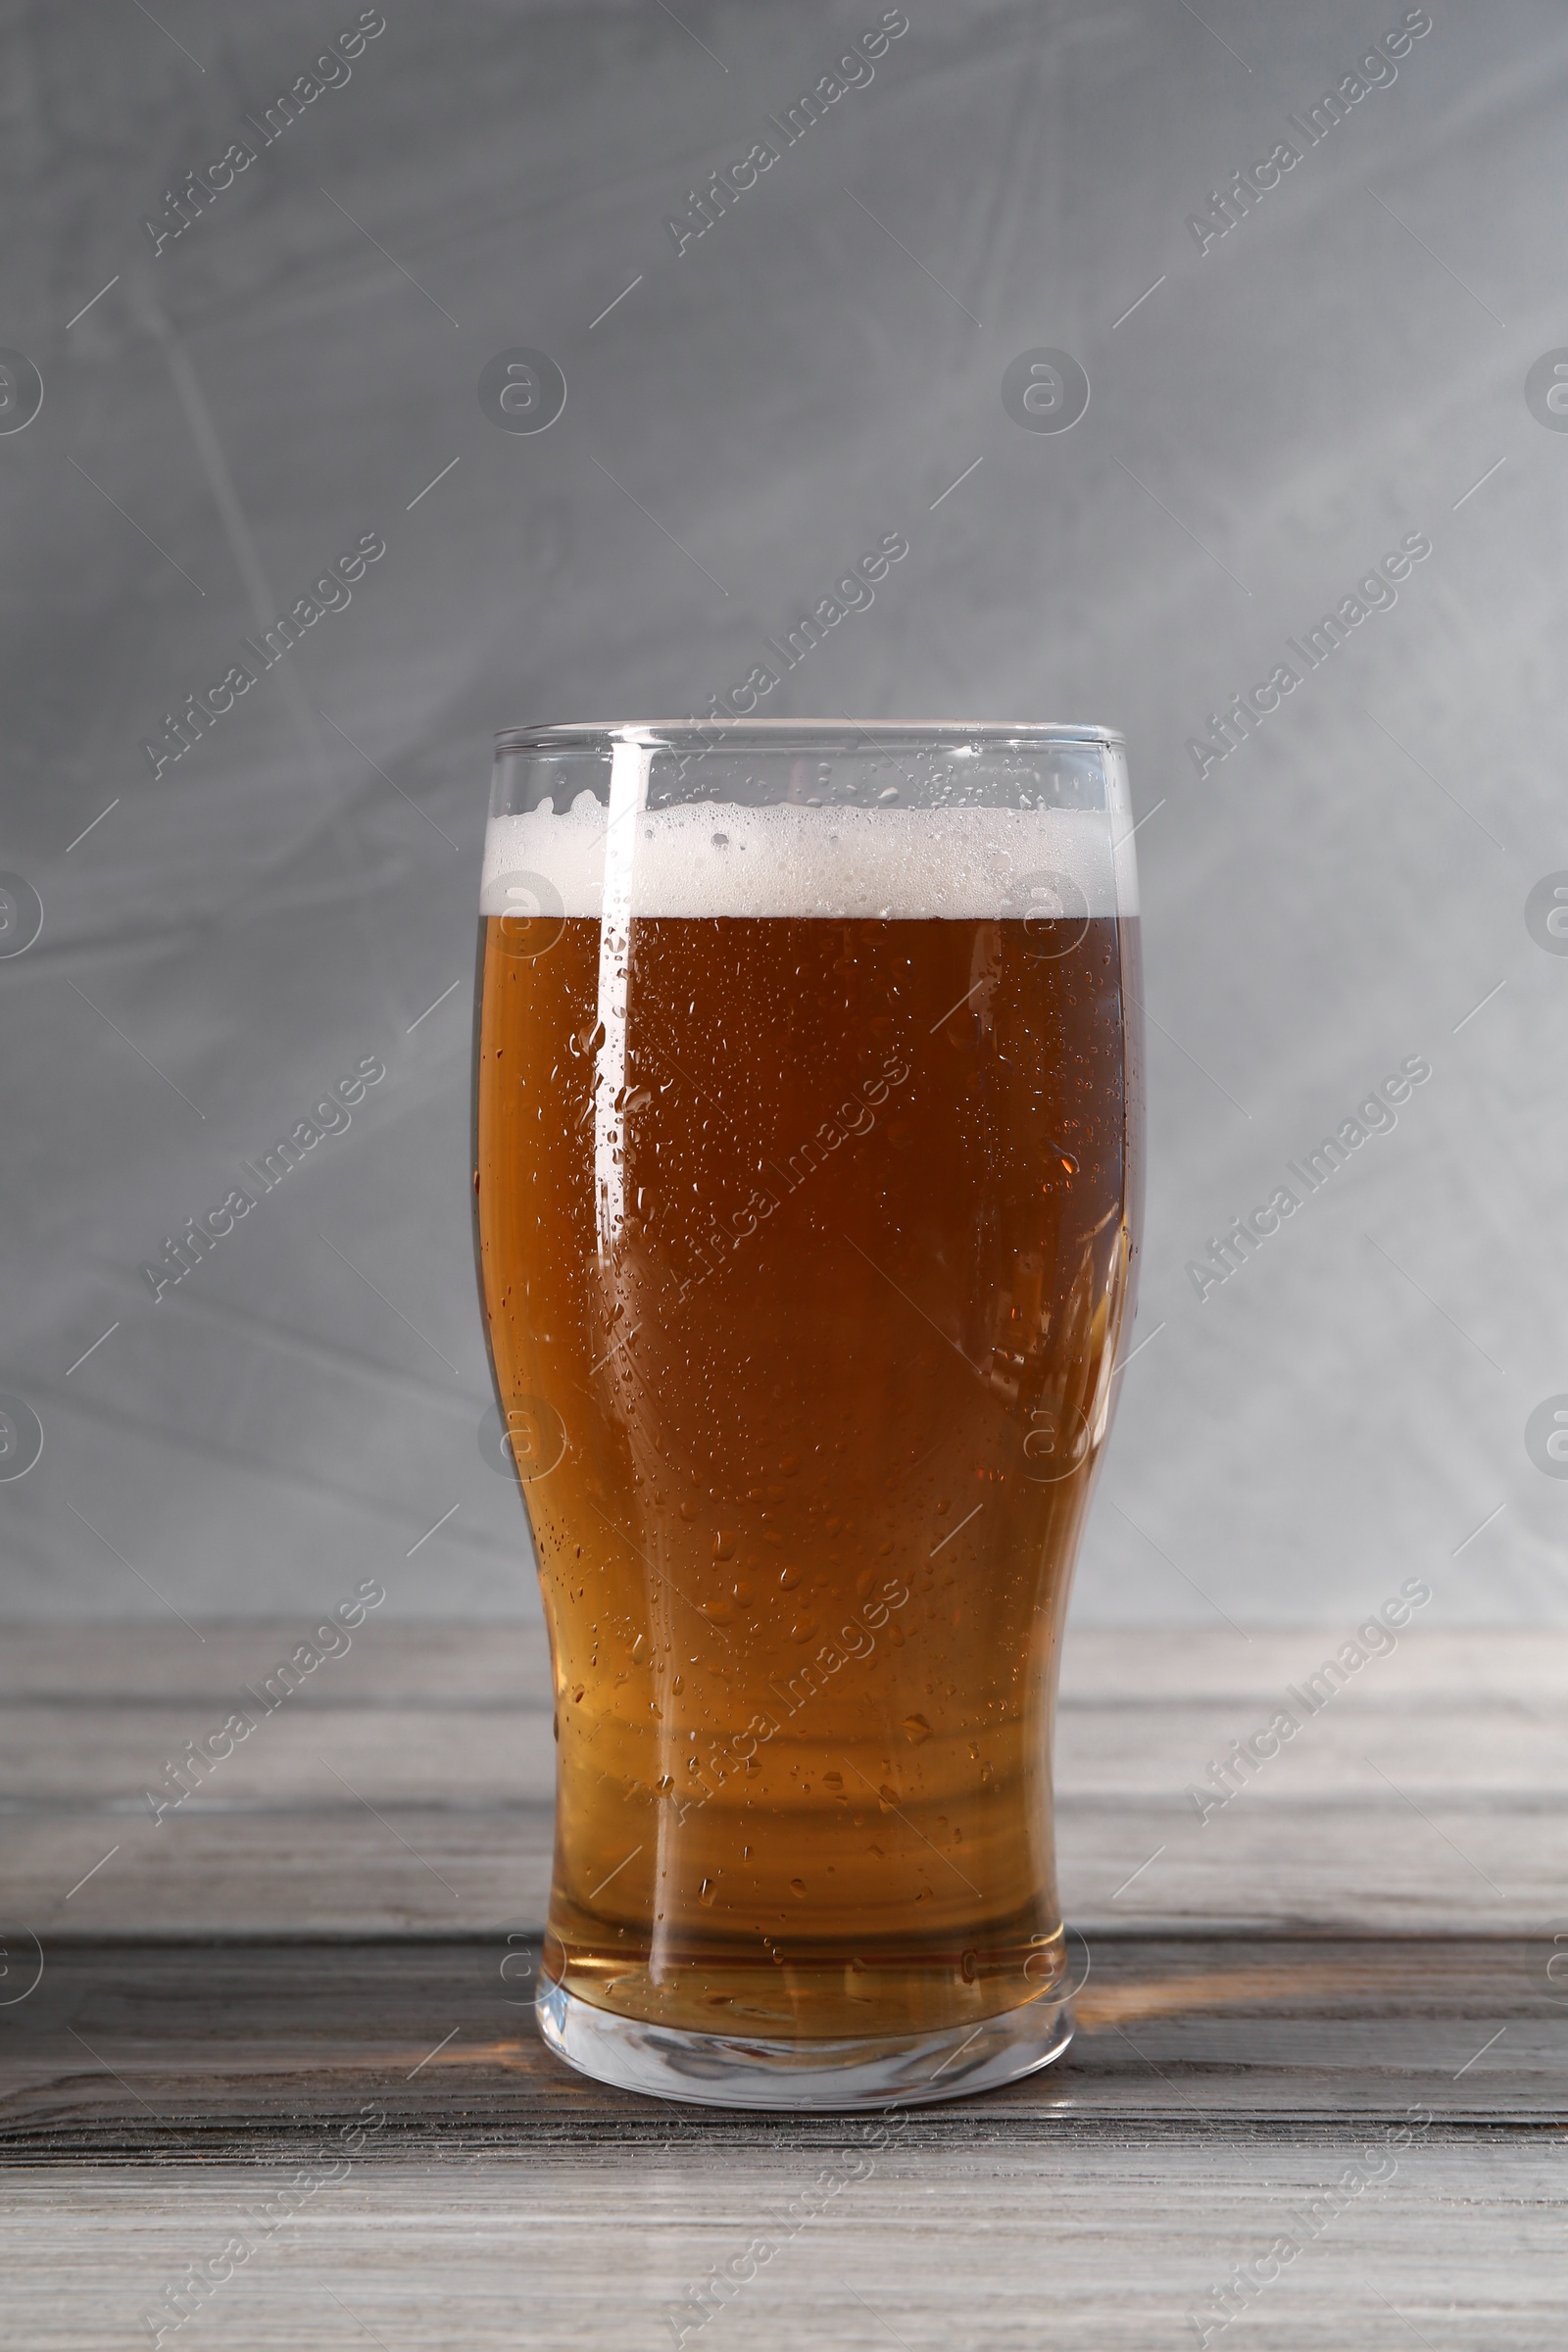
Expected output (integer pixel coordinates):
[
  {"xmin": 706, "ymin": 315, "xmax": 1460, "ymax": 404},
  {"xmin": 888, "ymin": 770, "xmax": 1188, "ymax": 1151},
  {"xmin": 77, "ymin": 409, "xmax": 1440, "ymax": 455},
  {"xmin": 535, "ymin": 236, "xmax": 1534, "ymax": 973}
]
[{"xmin": 473, "ymin": 722, "xmax": 1143, "ymax": 2107}]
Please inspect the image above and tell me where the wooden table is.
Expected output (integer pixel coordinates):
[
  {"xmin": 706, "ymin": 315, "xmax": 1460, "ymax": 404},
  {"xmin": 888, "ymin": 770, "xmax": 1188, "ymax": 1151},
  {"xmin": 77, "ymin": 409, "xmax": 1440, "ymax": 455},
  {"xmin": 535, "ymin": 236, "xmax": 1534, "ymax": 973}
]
[{"xmin": 3, "ymin": 1624, "xmax": 1563, "ymax": 2347}]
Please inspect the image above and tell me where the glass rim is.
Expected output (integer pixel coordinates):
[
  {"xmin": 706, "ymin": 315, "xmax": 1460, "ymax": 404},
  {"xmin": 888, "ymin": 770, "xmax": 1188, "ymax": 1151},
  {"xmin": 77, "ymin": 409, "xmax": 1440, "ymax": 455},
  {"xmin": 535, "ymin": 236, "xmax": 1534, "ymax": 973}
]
[{"xmin": 494, "ymin": 718, "xmax": 1125, "ymax": 754}]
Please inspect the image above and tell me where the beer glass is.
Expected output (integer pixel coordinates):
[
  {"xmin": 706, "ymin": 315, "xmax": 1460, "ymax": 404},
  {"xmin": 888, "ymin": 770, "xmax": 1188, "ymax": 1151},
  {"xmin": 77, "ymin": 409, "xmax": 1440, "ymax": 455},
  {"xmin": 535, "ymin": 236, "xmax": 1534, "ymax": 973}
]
[{"xmin": 473, "ymin": 722, "xmax": 1143, "ymax": 2108}]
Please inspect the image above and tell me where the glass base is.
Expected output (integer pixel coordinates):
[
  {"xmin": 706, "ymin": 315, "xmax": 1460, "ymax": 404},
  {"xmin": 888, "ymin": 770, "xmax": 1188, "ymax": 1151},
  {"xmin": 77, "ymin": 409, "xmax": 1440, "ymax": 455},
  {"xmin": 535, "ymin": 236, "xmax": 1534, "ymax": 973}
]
[{"xmin": 536, "ymin": 1978, "xmax": 1074, "ymax": 2110}]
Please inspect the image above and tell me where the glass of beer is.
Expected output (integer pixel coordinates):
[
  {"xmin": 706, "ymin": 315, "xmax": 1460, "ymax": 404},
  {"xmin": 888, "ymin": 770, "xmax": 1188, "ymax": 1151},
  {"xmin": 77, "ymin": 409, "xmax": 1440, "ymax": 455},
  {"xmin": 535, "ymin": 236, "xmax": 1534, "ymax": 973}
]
[{"xmin": 473, "ymin": 722, "xmax": 1142, "ymax": 2108}]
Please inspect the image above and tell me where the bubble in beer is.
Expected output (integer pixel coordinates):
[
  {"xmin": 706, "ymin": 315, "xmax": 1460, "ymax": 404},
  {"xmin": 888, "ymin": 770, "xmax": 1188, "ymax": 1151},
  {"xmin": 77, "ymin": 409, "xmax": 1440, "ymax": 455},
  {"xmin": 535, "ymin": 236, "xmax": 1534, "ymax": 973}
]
[{"xmin": 479, "ymin": 1396, "xmax": 566, "ymax": 1481}]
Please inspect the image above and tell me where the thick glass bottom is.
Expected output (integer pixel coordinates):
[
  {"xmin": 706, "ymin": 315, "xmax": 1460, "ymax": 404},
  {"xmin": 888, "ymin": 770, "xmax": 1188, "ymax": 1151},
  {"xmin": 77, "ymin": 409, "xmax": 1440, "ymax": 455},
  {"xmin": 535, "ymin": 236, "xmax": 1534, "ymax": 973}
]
[{"xmin": 536, "ymin": 1977, "xmax": 1074, "ymax": 2110}]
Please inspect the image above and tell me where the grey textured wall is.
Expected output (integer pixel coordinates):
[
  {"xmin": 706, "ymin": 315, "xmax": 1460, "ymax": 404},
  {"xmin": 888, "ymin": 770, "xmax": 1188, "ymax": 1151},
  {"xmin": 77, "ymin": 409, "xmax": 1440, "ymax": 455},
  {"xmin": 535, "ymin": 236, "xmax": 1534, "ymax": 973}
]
[{"xmin": 3, "ymin": 0, "xmax": 1565, "ymax": 1629}]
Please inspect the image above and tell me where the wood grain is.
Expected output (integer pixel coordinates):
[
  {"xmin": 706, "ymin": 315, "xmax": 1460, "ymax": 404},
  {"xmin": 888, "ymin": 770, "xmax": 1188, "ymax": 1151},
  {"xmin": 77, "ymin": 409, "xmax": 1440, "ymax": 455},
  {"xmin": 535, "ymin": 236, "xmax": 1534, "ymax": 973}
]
[
  {"xmin": 0, "ymin": 1935, "xmax": 1558, "ymax": 2159},
  {"xmin": 2, "ymin": 1628, "xmax": 1563, "ymax": 2348},
  {"xmin": 4, "ymin": 2132, "xmax": 1562, "ymax": 2352},
  {"xmin": 2, "ymin": 1627, "xmax": 1561, "ymax": 1932}
]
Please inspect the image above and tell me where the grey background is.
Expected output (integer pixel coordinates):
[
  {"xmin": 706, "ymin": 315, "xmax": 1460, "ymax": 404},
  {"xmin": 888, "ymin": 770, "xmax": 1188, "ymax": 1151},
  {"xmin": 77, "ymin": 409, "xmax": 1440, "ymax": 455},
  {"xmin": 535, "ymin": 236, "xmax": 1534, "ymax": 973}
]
[{"xmin": 3, "ymin": 0, "xmax": 1564, "ymax": 1630}]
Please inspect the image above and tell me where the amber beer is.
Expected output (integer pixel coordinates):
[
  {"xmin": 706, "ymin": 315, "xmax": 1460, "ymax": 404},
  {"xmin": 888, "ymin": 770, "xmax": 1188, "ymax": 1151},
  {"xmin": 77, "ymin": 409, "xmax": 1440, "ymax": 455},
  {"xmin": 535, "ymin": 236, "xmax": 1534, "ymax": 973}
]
[{"xmin": 475, "ymin": 761, "xmax": 1141, "ymax": 2078}]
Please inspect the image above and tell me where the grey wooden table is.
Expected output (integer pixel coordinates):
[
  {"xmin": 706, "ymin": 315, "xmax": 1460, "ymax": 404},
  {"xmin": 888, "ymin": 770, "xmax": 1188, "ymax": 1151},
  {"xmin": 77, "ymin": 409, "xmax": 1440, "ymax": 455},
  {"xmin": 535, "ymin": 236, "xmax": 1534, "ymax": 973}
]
[{"xmin": 2, "ymin": 1623, "xmax": 1564, "ymax": 2347}]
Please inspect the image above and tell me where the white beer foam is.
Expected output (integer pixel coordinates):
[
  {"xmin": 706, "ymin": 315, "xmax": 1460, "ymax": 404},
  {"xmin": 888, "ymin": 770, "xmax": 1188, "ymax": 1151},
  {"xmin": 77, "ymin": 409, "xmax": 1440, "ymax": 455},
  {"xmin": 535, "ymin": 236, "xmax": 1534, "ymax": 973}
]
[{"xmin": 481, "ymin": 794, "xmax": 1136, "ymax": 919}]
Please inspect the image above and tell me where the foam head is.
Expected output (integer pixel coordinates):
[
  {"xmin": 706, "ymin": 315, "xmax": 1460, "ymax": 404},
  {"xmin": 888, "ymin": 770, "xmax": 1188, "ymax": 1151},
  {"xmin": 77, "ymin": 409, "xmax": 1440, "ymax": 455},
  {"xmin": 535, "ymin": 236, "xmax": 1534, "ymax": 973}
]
[{"xmin": 481, "ymin": 793, "xmax": 1136, "ymax": 920}]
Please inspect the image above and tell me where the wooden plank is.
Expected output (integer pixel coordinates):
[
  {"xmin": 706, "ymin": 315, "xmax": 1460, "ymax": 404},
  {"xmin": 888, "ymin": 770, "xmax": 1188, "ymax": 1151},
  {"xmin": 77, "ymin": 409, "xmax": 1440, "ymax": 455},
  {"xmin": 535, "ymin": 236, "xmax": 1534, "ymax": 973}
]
[
  {"xmin": 0, "ymin": 1936, "xmax": 1558, "ymax": 2157},
  {"xmin": 0, "ymin": 2133, "xmax": 1563, "ymax": 2351},
  {"xmin": 0, "ymin": 1623, "xmax": 552, "ymax": 1702},
  {"xmin": 6, "ymin": 1624, "xmax": 1564, "ymax": 1701},
  {"xmin": 1, "ymin": 1628, "xmax": 1561, "ymax": 1933},
  {"xmin": 2, "ymin": 1634, "xmax": 1562, "ymax": 2348},
  {"xmin": 8, "ymin": 1798, "xmax": 1561, "ymax": 1936},
  {"xmin": 5, "ymin": 1674, "xmax": 1561, "ymax": 1806}
]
